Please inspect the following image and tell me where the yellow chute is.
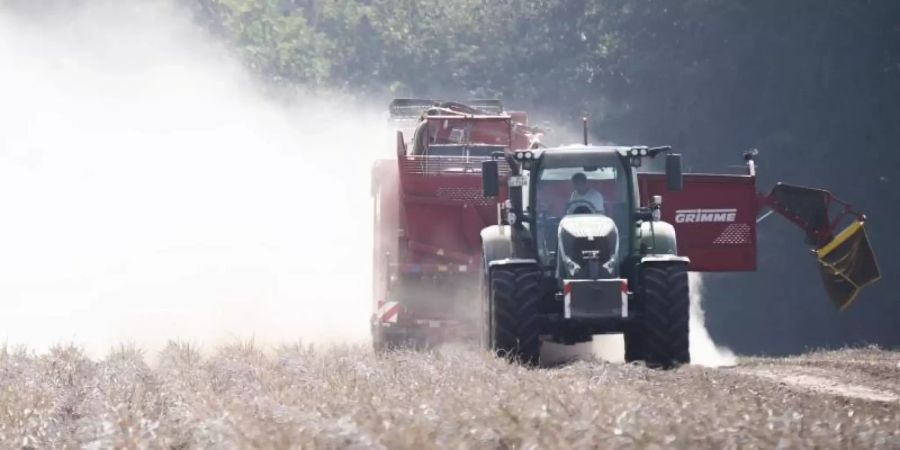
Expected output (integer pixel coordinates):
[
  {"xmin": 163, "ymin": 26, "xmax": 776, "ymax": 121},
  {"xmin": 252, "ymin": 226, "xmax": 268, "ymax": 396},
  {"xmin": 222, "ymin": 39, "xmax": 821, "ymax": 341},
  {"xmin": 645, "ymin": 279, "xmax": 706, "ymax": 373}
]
[{"xmin": 815, "ymin": 221, "xmax": 881, "ymax": 310}]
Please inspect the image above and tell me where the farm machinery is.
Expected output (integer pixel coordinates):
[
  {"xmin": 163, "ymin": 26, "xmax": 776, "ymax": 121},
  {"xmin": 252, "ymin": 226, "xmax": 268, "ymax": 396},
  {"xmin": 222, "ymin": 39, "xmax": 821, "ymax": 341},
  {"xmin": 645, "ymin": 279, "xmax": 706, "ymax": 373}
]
[{"xmin": 371, "ymin": 100, "xmax": 880, "ymax": 367}]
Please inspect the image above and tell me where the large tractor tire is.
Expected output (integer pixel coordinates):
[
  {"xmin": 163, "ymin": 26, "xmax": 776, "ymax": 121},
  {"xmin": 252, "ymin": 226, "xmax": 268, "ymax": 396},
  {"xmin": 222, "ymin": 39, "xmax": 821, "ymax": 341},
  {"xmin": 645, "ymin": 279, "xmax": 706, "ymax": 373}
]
[
  {"xmin": 624, "ymin": 262, "xmax": 690, "ymax": 369},
  {"xmin": 487, "ymin": 265, "xmax": 542, "ymax": 366}
]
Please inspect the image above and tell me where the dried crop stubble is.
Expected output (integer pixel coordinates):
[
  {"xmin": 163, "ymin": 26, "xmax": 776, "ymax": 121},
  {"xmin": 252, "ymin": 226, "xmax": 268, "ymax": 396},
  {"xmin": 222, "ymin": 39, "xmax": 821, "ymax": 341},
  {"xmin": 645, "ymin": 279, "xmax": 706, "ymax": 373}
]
[{"xmin": 0, "ymin": 345, "xmax": 897, "ymax": 448}]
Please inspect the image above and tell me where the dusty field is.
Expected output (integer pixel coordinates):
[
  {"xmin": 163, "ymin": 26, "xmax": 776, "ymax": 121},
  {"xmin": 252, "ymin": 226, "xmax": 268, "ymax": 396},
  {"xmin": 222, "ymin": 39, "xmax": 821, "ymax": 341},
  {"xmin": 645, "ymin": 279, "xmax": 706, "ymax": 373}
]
[{"xmin": 0, "ymin": 344, "xmax": 898, "ymax": 449}]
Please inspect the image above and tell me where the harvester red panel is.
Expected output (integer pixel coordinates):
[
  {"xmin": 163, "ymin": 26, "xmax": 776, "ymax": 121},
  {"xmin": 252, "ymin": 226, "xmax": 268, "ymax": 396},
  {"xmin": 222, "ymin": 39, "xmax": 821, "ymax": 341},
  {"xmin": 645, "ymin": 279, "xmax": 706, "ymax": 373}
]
[
  {"xmin": 371, "ymin": 109, "xmax": 522, "ymax": 341},
  {"xmin": 639, "ymin": 173, "xmax": 759, "ymax": 272},
  {"xmin": 397, "ymin": 156, "xmax": 505, "ymax": 267}
]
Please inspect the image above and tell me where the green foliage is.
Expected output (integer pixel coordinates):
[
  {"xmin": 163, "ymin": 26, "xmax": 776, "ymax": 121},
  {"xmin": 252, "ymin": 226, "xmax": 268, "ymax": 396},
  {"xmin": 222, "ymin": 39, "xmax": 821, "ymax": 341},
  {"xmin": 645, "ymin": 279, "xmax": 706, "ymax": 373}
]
[
  {"xmin": 191, "ymin": 0, "xmax": 622, "ymax": 98},
  {"xmin": 191, "ymin": 0, "xmax": 898, "ymax": 152}
]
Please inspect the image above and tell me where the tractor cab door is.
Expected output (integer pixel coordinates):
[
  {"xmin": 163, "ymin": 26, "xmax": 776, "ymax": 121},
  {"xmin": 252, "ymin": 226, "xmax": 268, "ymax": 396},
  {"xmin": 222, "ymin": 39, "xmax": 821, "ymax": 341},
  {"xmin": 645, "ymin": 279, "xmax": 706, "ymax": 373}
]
[{"xmin": 638, "ymin": 173, "xmax": 759, "ymax": 272}]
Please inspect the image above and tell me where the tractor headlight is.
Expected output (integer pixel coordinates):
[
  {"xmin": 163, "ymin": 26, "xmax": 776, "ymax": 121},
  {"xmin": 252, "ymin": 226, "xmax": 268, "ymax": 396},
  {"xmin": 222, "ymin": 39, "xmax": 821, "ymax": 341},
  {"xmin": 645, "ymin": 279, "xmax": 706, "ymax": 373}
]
[
  {"xmin": 628, "ymin": 147, "xmax": 649, "ymax": 157},
  {"xmin": 514, "ymin": 151, "xmax": 534, "ymax": 160}
]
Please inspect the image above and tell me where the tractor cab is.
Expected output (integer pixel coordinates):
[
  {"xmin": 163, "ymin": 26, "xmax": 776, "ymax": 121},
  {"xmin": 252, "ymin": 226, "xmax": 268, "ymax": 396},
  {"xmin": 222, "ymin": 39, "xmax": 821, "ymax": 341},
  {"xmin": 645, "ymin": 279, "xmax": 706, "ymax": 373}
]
[
  {"xmin": 527, "ymin": 148, "xmax": 632, "ymax": 279},
  {"xmin": 479, "ymin": 144, "xmax": 691, "ymax": 367},
  {"xmin": 484, "ymin": 145, "xmax": 684, "ymax": 282}
]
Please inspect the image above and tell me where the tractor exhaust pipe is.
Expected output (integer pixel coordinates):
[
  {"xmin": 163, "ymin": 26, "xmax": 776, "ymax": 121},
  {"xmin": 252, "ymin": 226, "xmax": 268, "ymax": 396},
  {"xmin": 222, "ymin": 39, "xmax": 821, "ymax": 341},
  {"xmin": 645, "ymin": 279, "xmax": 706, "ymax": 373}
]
[{"xmin": 582, "ymin": 117, "xmax": 589, "ymax": 145}]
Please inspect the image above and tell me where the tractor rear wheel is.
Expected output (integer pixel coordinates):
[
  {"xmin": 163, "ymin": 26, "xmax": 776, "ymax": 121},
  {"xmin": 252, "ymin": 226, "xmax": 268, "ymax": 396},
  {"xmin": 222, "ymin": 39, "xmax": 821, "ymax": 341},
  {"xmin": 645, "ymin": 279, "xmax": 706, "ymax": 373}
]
[
  {"xmin": 624, "ymin": 262, "xmax": 690, "ymax": 369},
  {"xmin": 488, "ymin": 265, "xmax": 541, "ymax": 366}
]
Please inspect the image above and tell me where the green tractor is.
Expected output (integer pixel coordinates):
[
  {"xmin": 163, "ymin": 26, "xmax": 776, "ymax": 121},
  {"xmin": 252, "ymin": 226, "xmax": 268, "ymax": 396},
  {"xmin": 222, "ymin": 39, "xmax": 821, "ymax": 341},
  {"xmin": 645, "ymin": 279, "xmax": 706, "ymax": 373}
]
[{"xmin": 480, "ymin": 145, "xmax": 690, "ymax": 368}]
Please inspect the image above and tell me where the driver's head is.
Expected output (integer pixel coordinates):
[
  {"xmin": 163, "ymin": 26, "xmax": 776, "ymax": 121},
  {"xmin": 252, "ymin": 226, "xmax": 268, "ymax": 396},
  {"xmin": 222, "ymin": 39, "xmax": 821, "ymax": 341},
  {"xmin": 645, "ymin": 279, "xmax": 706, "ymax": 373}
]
[{"xmin": 571, "ymin": 172, "xmax": 589, "ymax": 194}]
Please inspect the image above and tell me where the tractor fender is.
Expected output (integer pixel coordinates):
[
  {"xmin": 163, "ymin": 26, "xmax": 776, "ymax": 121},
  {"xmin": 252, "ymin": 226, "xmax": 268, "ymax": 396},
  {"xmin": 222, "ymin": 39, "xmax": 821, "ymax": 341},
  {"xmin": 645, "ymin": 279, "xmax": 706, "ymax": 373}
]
[
  {"xmin": 640, "ymin": 254, "xmax": 691, "ymax": 265},
  {"xmin": 488, "ymin": 258, "xmax": 540, "ymax": 268},
  {"xmin": 480, "ymin": 225, "xmax": 539, "ymax": 269},
  {"xmin": 637, "ymin": 221, "xmax": 679, "ymax": 256},
  {"xmin": 481, "ymin": 225, "xmax": 514, "ymax": 268}
]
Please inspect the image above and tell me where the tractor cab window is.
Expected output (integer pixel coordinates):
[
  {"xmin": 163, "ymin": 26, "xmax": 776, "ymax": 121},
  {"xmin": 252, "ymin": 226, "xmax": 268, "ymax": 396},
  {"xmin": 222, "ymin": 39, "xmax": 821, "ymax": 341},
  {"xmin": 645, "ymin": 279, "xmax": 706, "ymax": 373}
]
[{"xmin": 534, "ymin": 159, "xmax": 629, "ymax": 273}]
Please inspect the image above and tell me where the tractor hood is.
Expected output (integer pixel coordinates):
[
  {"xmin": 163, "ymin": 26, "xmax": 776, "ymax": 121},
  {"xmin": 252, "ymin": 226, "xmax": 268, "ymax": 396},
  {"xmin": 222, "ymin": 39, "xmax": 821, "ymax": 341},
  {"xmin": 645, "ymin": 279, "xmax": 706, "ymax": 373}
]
[{"xmin": 557, "ymin": 215, "xmax": 618, "ymax": 279}]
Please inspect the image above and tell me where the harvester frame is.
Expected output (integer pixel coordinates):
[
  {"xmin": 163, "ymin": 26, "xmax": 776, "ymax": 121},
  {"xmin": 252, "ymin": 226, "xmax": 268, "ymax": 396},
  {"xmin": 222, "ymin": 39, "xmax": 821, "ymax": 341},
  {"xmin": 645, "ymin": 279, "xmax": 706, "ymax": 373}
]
[{"xmin": 371, "ymin": 99, "xmax": 541, "ymax": 351}]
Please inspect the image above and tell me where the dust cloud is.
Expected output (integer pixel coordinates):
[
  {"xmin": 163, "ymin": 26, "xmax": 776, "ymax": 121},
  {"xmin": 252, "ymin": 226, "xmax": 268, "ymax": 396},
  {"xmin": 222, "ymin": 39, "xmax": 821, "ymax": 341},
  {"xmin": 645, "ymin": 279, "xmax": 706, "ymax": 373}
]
[
  {"xmin": 0, "ymin": 1, "xmax": 389, "ymax": 356},
  {"xmin": 688, "ymin": 273, "xmax": 736, "ymax": 367},
  {"xmin": 588, "ymin": 273, "xmax": 736, "ymax": 367}
]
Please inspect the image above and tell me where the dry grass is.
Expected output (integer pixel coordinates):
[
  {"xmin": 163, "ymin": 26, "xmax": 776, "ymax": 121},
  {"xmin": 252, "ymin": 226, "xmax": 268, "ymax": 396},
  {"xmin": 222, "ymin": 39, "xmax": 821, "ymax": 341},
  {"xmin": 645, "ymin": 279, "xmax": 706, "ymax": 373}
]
[{"xmin": 0, "ymin": 344, "xmax": 897, "ymax": 449}]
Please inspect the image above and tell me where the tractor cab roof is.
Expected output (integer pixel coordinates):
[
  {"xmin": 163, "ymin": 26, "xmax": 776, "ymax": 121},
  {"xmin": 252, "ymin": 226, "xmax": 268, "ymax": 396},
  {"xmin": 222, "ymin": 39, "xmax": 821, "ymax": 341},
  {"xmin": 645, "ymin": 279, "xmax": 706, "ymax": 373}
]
[
  {"xmin": 524, "ymin": 145, "xmax": 670, "ymax": 171},
  {"xmin": 531, "ymin": 145, "xmax": 631, "ymax": 168}
]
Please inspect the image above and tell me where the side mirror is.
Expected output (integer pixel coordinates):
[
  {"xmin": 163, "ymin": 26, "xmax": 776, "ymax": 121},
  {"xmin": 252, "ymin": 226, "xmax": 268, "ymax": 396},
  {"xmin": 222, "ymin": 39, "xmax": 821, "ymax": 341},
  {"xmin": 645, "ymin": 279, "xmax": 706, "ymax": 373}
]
[
  {"xmin": 482, "ymin": 160, "xmax": 499, "ymax": 197},
  {"xmin": 666, "ymin": 153, "xmax": 683, "ymax": 192}
]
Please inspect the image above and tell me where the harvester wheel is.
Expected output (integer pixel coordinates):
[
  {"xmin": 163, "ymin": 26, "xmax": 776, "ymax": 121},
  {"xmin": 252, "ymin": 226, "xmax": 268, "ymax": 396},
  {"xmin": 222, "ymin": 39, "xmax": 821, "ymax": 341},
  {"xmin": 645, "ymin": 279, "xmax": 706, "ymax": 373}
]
[
  {"xmin": 625, "ymin": 262, "xmax": 690, "ymax": 369},
  {"xmin": 372, "ymin": 327, "xmax": 397, "ymax": 354},
  {"xmin": 488, "ymin": 266, "xmax": 541, "ymax": 366},
  {"xmin": 372, "ymin": 327, "xmax": 425, "ymax": 354}
]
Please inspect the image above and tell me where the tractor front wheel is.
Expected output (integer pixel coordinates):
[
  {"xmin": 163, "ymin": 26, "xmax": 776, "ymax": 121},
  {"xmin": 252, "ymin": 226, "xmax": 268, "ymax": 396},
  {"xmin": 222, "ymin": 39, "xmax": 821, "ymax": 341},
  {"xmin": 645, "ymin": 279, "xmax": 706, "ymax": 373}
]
[
  {"xmin": 624, "ymin": 262, "xmax": 690, "ymax": 369},
  {"xmin": 488, "ymin": 265, "xmax": 542, "ymax": 366}
]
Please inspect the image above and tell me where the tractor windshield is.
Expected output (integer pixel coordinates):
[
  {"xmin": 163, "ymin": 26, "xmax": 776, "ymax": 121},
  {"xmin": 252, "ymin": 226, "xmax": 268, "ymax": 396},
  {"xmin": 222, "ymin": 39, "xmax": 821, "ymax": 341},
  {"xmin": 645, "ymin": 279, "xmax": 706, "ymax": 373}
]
[{"xmin": 533, "ymin": 155, "xmax": 630, "ymax": 271}]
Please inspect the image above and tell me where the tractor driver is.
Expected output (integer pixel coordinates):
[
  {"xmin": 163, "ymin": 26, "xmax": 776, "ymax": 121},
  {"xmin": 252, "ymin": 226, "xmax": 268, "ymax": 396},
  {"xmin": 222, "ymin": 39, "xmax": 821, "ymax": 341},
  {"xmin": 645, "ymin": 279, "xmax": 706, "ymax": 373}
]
[{"xmin": 568, "ymin": 172, "xmax": 605, "ymax": 214}]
